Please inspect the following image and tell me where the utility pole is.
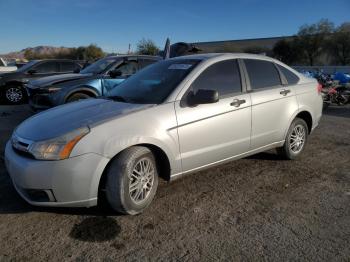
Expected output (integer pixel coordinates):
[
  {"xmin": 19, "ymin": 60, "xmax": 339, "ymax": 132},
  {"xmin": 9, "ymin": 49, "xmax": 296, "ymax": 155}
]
[{"xmin": 128, "ymin": 44, "xmax": 131, "ymax": 54}]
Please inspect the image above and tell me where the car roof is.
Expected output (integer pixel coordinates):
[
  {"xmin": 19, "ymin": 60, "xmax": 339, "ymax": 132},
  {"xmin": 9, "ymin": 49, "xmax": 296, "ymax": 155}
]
[
  {"xmin": 170, "ymin": 53, "xmax": 282, "ymax": 62},
  {"xmin": 33, "ymin": 59, "xmax": 79, "ymax": 62},
  {"xmin": 105, "ymin": 55, "xmax": 162, "ymax": 60}
]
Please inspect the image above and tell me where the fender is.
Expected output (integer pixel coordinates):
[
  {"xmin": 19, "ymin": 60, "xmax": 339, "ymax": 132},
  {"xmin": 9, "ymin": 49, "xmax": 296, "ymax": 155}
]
[
  {"xmin": 87, "ymin": 136, "xmax": 181, "ymax": 201},
  {"xmin": 283, "ymin": 107, "xmax": 314, "ymax": 139},
  {"xmin": 102, "ymin": 135, "xmax": 180, "ymax": 174},
  {"xmin": 4, "ymin": 80, "xmax": 25, "ymax": 87},
  {"xmin": 64, "ymin": 86, "xmax": 100, "ymax": 101}
]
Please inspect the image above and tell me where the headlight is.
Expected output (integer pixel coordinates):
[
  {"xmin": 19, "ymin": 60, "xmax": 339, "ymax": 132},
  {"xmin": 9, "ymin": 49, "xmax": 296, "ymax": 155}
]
[{"xmin": 28, "ymin": 127, "xmax": 90, "ymax": 160}]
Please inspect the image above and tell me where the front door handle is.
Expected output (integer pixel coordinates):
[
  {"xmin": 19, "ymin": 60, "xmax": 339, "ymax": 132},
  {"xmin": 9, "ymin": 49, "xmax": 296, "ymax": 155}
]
[
  {"xmin": 280, "ymin": 89, "xmax": 291, "ymax": 96},
  {"xmin": 230, "ymin": 99, "xmax": 246, "ymax": 107}
]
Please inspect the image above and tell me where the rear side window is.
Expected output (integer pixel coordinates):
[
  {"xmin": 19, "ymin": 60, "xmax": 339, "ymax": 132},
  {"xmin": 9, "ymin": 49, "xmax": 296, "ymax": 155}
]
[
  {"xmin": 244, "ymin": 59, "xmax": 281, "ymax": 90},
  {"xmin": 191, "ymin": 59, "xmax": 242, "ymax": 97},
  {"xmin": 139, "ymin": 59, "xmax": 158, "ymax": 69},
  {"xmin": 60, "ymin": 62, "xmax": 79, "ymax": 72},
  {"xmin": 33, "ymin": 62, "xmax": 58, "ymax": 73},
  {"xmin": 276, "ymin": 64, "xmax": 299, "ymax": 85}
]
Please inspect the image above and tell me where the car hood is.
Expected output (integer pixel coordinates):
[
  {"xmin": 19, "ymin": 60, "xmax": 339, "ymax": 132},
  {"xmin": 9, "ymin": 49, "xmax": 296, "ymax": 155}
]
[
  {"xmin": 15, "ymin": 98, "xmax": 153, "ymax": 141},
  {"xmin": 28, "ymin": 73, "xmax": 93, "ymax": 88}
]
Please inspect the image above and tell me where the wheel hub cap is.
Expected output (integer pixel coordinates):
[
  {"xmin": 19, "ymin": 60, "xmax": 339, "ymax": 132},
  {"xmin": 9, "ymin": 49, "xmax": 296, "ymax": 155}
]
[
  {"xmin": 129, "ymin": 158, "xmax": 154, "ymax": 204},
  {"xmin": 6, "ymin": 87, "xmax": 23, "ymax": 103},
  {"xmin": 289, "ymin": 124, "xmax": 306, "ymax": 154}
]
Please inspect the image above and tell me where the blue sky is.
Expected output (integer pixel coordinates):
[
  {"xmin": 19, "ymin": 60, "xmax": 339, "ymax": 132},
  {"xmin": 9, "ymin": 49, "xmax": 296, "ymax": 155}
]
[{"xmin": 0, "ymin": 0, "xmax": 349, "ymax": 54}]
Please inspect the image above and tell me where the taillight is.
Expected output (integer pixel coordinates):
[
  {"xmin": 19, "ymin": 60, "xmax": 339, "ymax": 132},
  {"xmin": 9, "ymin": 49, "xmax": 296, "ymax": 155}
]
[
  {"xmin": 317, "ymin": 83, "xmax": 322, "ymax": 94},
  {"xmin": 329, "ymin": 88, "xmax": 337, "ymax": 94}
]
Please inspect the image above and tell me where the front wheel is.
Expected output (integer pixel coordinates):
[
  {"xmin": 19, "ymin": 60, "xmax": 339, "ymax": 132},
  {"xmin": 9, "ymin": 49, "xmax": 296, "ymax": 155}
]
[
  {"xmin": 105, "ymin": 147, "xmax": 159, "ymax": 215},
  {"xmin": 4, "ymin": 85, "xmax": 26, "ymax": 104},
  {"xmin": 277, "ymin": 118, "xmax": 308, "ymax": 160},
  {"xmin": 66, "ymin": 92, "xmax": 92, "ymax": 103}
]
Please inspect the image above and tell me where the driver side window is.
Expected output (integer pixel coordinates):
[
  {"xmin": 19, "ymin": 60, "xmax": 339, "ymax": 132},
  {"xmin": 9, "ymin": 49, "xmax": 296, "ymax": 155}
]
[
  {"xmin": 116, "ymin": 61, "xmax": 138, "ymax": 77},
  {"xmin": 191, "ymin": 59, "xmax": 242, "ymax": 98}
]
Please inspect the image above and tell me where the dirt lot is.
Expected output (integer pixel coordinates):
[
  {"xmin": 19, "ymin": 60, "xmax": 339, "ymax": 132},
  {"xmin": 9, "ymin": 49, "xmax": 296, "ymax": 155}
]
[{"xmin": 0, "ymin": 104, "xmax": 349, "ymax": 261}]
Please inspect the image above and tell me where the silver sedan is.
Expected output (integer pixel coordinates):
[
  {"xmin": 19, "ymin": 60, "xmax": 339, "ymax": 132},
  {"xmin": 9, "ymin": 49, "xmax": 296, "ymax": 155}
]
[{"xmin": 5, "ymin": 53, "xmax": 323, "ymax": 215}]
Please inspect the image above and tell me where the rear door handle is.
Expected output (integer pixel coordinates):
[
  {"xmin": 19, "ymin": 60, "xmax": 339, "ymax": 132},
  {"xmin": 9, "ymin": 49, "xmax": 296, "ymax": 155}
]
[
  {"xmin": 280, "ymin": 89, "xmax": 291, "ymax": 96},
  {"xmin": 230, "ymin": 99, "xmax": 246, "ymax": 107}
]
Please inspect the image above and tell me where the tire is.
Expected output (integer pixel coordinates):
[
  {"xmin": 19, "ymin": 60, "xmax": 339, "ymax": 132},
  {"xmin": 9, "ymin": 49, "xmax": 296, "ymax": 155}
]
[
  {"xmin": 277, "ymin": 118, "xmax": 309, "ymax": 160},
  {"xmin": 105, "ymin": 146, "xmax": 159, "ymax": 215},
  {"xmin": 66, "ymin": 93, "xmax": 91, "ymax": 103},
  {"xmin": 4, "ymin": 85, "xmax": 26, "ymax": 104}
]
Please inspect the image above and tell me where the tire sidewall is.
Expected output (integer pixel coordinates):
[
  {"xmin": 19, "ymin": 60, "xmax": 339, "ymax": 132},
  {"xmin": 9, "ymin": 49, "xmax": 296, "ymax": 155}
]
[
  {"xmin": 106, "ymin": 147, "xmax": 159, "ymax": 215},
  {"xmin": 66, "ymin": 93, "xmax": 91, "ymax": 103}
]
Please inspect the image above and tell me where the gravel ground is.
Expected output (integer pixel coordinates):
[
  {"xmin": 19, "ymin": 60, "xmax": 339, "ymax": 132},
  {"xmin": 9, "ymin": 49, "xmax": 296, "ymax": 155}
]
[{"xmin": 0, "ymin": 104, "xmax": 349, "ymax": 261}]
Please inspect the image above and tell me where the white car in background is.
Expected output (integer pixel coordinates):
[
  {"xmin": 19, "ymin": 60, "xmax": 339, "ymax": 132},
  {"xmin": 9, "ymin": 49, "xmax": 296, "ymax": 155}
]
[{"xmin": 0, "ymin": 57, "xmax": 17, "ymax": 72}]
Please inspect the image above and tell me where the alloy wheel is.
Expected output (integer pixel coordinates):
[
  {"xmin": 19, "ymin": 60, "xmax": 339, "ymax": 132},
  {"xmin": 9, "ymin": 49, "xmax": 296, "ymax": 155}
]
[
  {"xmin": 6, "ymin": 87, "xmax": 23, "ymax": 103},
  {"xmin": 289, "ymin": 124, "xmax": 306, "ymax": 154},
  {"xmin": 129, "ymin": 157, "xmax": 155, "ymax": 204}
]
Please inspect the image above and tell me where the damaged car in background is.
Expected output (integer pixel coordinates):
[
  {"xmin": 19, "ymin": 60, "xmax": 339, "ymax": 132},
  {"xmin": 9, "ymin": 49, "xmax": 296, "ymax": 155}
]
[{"xmin": 26, "ymin": 55, "xmax": 161, "ymax": 110}]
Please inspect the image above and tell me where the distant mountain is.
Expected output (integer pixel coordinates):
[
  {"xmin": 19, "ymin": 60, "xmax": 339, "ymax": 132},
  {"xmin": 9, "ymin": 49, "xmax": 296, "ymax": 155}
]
[{"xmin": 1, "ymin": 46, "xmax": 74, "ymax": 59}]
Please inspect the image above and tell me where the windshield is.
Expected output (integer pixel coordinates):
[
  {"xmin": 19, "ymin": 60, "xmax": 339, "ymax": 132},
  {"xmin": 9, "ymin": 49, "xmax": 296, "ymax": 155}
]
[
  {"xmin": 80, "ymin": 57, "xmax": 119, "ymax": 74},
  {"xmin": 107, "ymin": 59, "xmax": 200, "ymax": 104},
  {"xmin": 15, "ymin": 60, "xmax": 38, "ymax": 72}
]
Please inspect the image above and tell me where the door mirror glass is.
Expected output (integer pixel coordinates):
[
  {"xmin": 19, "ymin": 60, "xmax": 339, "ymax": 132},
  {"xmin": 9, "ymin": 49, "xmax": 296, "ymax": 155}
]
[
  {"xmin": 109, "ymin": 69, "xmax": 122, "ymax": 78},
  {"xmin": 188, "ymin": 89, "xmax": 219, "ymax": 106}
]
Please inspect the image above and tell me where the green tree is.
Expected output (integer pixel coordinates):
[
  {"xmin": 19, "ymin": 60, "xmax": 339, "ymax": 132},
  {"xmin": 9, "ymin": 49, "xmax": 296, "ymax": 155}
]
[
  {"xmin": 243, "ymin": 46, "xmax": 270, "ymax": 55},
  {"xmin": 296, "ymin": 19, "xmax": 334, "ymax": 65},
  {"xmin": 326, "ymin": 22, "xmax": 350, "ymax": 65},
  {"xmin": 136, "ymin": 38, "xmax": 160, "ymax": 55},
  {"xmin": 272, "ymin": 38, "xmax": 303, "ymax": 65}
]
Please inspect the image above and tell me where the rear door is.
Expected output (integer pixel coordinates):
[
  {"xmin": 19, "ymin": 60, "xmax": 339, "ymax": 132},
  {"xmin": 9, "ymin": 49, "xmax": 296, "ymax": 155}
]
[
  {"xmin": 59, "ymin": 61, "xmax": 81, "ymax": 74},
  {"xmin": 243, "ymin": 59, "xmax": 298, "ymax": 149},
  {"xmin": 175, "ymin": 59, "xmax": 251, "ymax": 172},
  {"xmin": 139, "ymin": 58, "xmax": 159, "ymax": 70}
]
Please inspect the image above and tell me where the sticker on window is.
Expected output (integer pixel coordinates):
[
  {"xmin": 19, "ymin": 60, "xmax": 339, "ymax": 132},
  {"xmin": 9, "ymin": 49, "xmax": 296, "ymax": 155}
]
[{"xmin": 168, "ymin": 64, "xmax": 193, "ymax": 70}]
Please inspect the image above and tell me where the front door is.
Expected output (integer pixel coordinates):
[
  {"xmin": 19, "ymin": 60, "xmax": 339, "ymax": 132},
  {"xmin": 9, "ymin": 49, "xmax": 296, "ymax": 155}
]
[
  {"xmin": 175, "ymin": 59, "xmax": 252, "ymax": 172},
  {"xmin": 103, "ymin": 59, "xmax": 139, "ymax": 94}
]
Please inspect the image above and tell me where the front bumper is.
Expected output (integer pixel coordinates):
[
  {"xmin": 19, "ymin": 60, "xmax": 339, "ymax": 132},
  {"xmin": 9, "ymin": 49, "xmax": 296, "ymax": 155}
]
[{"xmin": 4, "ymin": 141, "xmax": 110, "ymax": 208}]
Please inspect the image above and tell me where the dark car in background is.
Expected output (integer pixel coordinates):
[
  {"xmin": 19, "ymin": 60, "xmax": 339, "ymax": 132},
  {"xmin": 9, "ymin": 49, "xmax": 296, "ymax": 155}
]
[
  {"xmin": 26, "ymin": 55, "xmax": 161, "ymax": 110},
  {"xmin": 0, "ymin": 59, "xmax": 82, "ymax": 104}
]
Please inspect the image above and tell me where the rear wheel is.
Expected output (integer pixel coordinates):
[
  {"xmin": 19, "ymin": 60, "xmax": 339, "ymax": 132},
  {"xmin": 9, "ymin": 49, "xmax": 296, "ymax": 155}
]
[
  {"xmin": 66, "ymin": 92, "xmax": 92, "ymax": 103},
  {"xmin": 277, "ymin": 118, "xmax": 308, "ymax": 160},
  {"xmin": 105, "ymin": 147, "xmax": 159, "ymax": 215},
  {"xmin": 4, "ymin": 85, "xmax": 26, "ymax": 104}
]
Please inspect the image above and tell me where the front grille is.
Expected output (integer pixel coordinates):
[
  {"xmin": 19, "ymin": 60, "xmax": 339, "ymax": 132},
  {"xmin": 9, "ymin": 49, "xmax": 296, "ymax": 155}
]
[
  {"xmin": 11, "ymin": 134, "xmax": 34, "ymax": 159},
  {"xmin": 12, "ymin": 147, "xmax": 35, "ymax": 159},
  {"xmin": 32, "ymin": 94, "xmax": 52, "ymax": 106}
]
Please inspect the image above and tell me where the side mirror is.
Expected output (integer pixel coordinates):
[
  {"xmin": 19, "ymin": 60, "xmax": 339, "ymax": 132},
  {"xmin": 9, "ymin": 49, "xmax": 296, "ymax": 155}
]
[
  {"xmin": 187, "ymin": 89, "xmax": 219, "ymax": 106},
  {"xmin": 109, "ymin": 69, "xmax": 122, "ymax": 78},
  {"xmin": 27, "ymin": 69, "xmax": 37, "ymax": 75},
  {"xmin": 73, "ymin": 68, "xmax": 81, "ymax": 73}
]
